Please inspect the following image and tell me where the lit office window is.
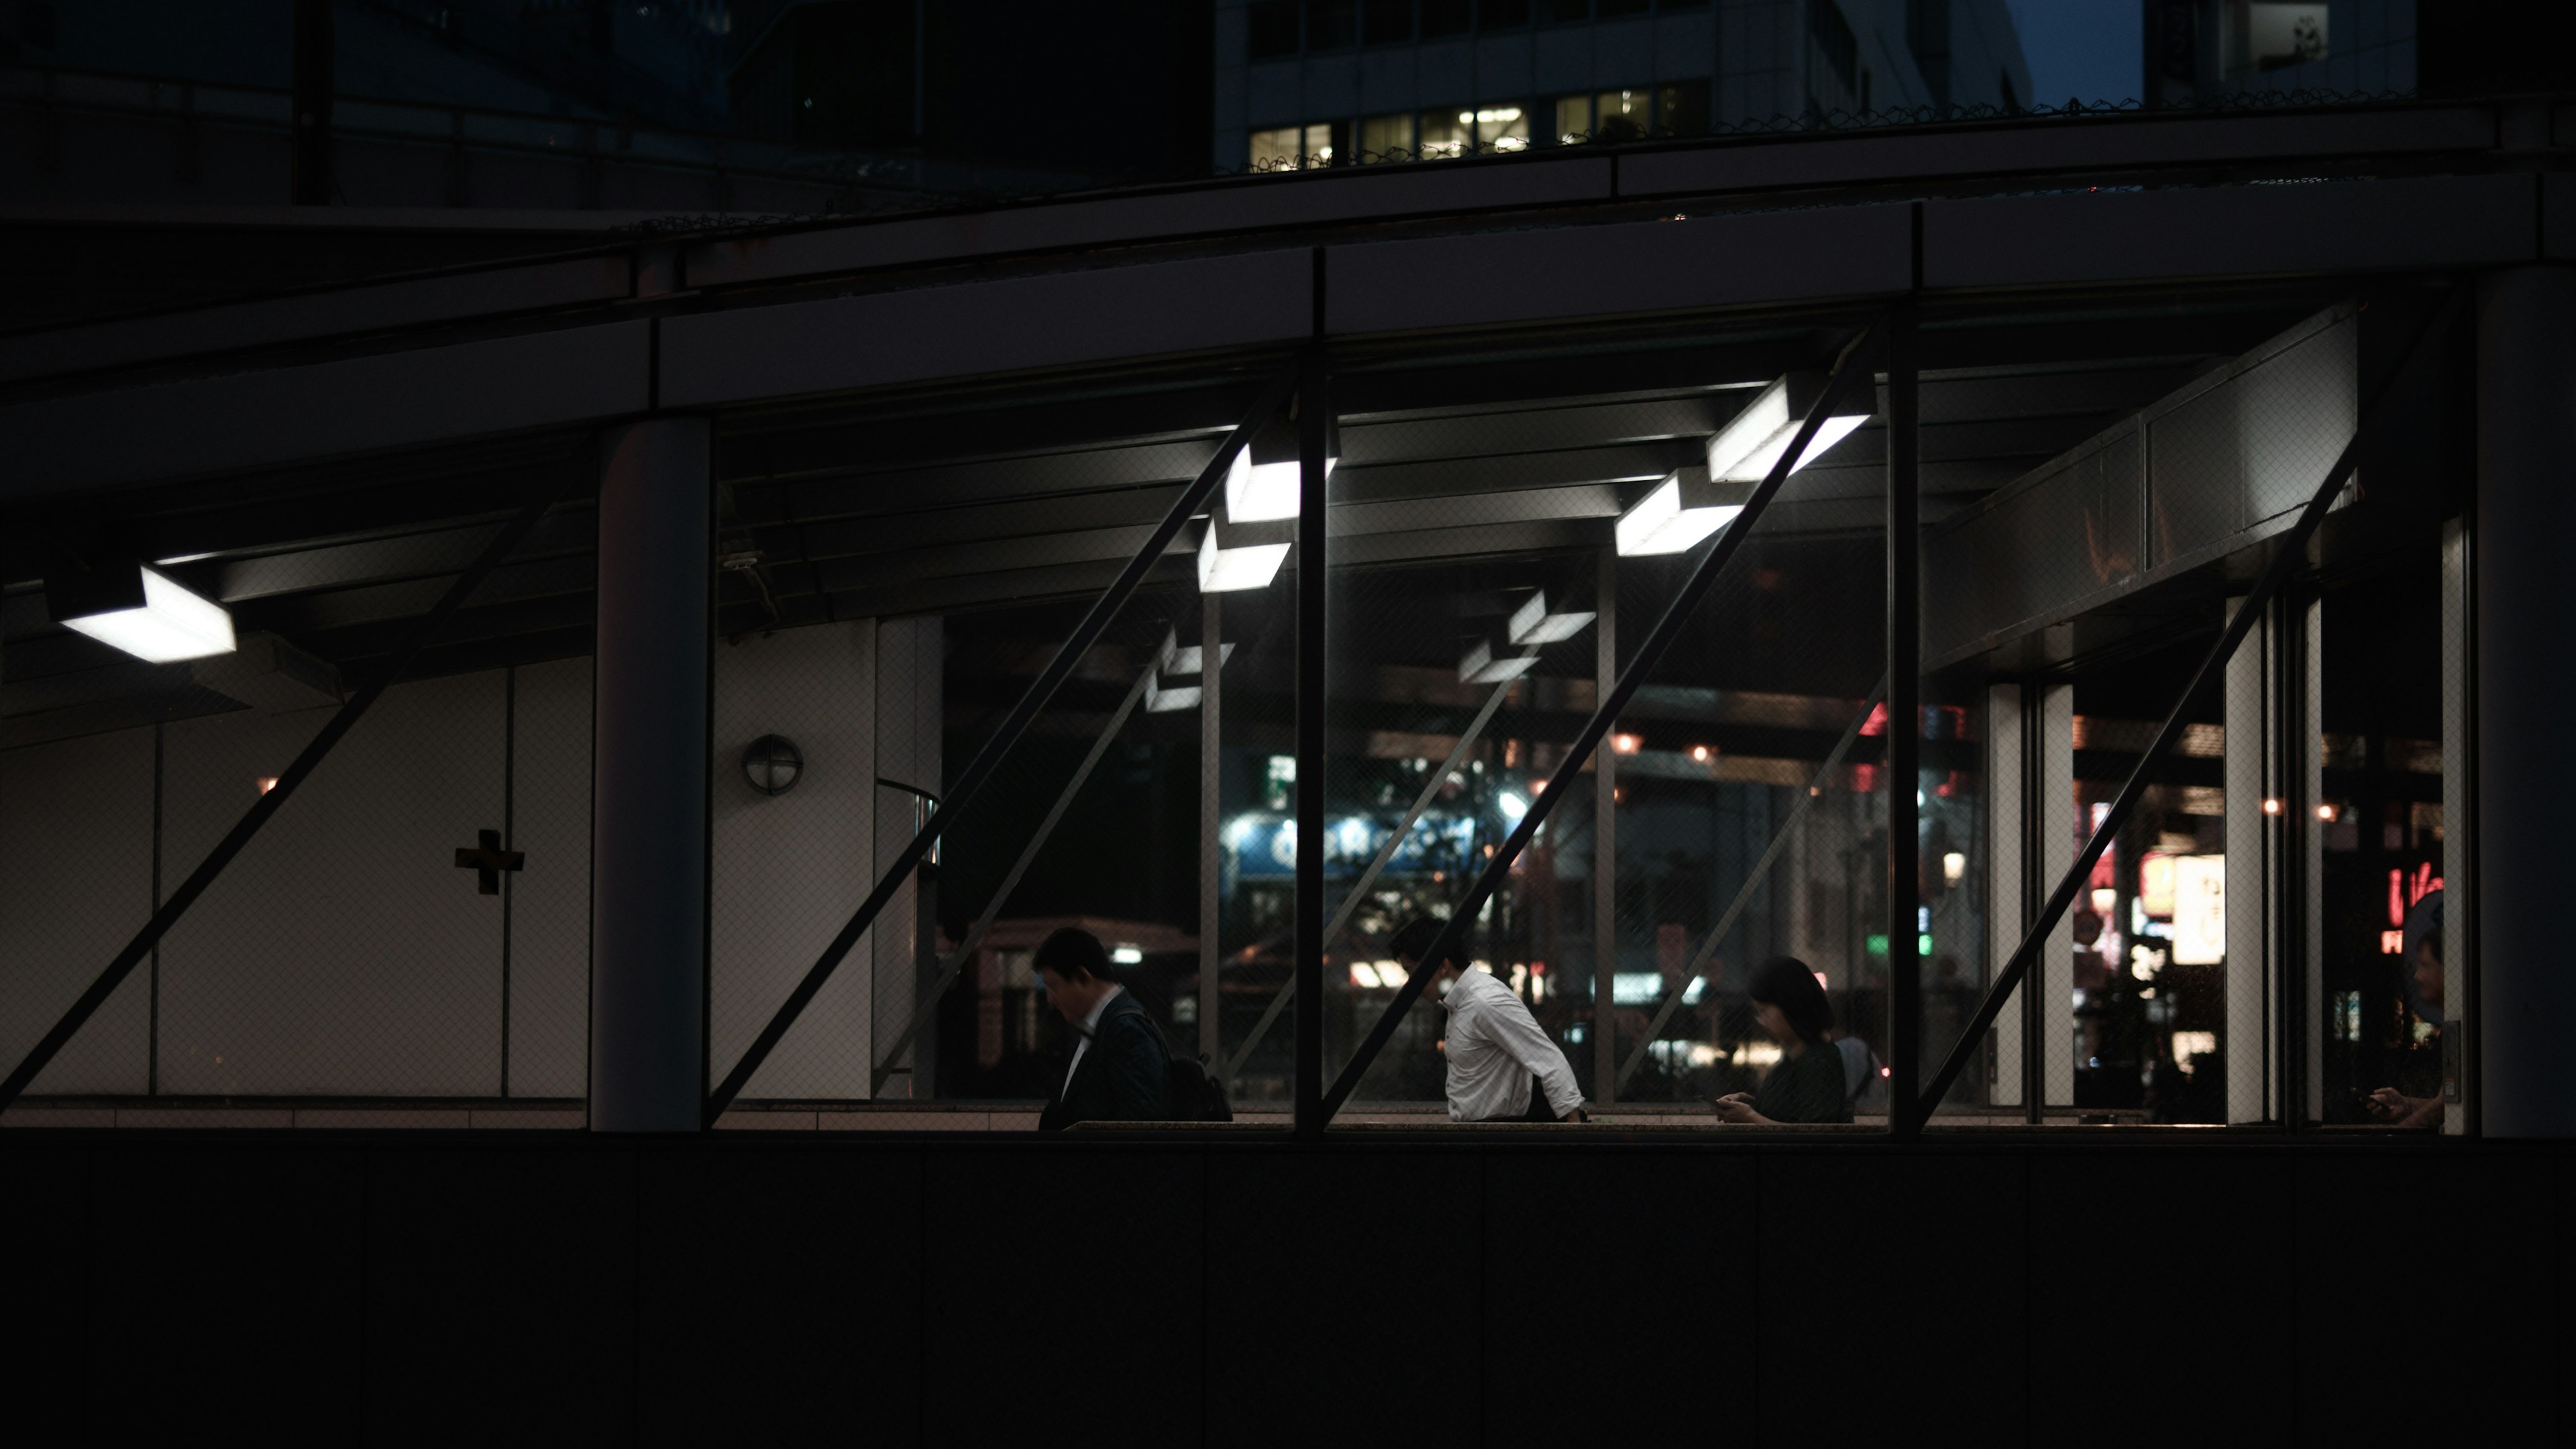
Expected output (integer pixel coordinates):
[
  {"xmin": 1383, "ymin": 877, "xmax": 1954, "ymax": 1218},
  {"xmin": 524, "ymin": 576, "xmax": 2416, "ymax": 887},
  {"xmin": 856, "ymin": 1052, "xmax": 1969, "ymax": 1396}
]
[
  {"xmin": 1554, "ymin": 95, "xmax": 1590, "ymax": 144},
  {"xmin": 1595, "ymin": 88, "xmax": 1648, "ymax": 141},
  {"xmin": 1473, "ymin": 105, "xmax": 1529, "ymax": 152},
  {"xmin": 1360, "ymin": 112, "xmax": 1416, "ymax": 161},
  {"xmin": 1416, "ymin": 111, "xmax": 1469, "ymax": 160},
  {"xmin": 1250, "ymin": 124, "xmax": 1336, "ymax": 170}
]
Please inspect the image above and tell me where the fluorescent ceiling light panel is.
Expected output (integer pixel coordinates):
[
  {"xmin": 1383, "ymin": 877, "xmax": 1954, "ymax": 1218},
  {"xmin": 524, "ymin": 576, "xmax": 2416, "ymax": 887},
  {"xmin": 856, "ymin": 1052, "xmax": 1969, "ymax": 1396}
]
[
  {"xmin": 1507, "ymin": 592, "xmax": 1597, "ymax": 645},
  {"xmin": 1145, "ymin": 678, "xmax": 1203, "ymax": 712},
  {"xmin": 1458, "ymin": 639, "xmax": 1538, "ymax": 684},
  {"xmin": 59, "ymin": 566, "xmax": 237, "ymax": 662},
  {"xmin": 1225, "ymin": 449, "xmax": 1333, "ymax": 523},
  {"xmin": 1705, "ymin": 375, "xmax": 1872, "ymax": 483},
  {"xmin": 1615, "ymin": 474, "xmax": 1742, "ymax": 557},
  {"xmin": 1197, "ymin": 524, "xmax": 1291, "ymax": 593}
]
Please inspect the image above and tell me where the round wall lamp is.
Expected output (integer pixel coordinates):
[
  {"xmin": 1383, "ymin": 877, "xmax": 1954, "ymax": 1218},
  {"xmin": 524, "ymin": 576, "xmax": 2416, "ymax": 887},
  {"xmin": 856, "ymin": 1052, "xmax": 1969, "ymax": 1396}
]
[{"xmin": 742, "ymin": 735, "xmax": 804, "ymax": 796}]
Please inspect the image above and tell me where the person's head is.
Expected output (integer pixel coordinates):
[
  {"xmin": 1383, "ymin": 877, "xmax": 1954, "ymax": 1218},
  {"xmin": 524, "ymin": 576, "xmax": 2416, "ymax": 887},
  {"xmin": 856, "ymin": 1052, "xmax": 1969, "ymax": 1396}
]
[
  {"xmin": 1388, "ymin": 916, "xmax": 1463, "ymax": 987},
  {"xmin": 1746, "ymin": 955, "xmax": 1835, "ymax": 1048},
  {"xmin": 1034, "ymin": 927, "xmax": 1118, "ymax": 1024}
]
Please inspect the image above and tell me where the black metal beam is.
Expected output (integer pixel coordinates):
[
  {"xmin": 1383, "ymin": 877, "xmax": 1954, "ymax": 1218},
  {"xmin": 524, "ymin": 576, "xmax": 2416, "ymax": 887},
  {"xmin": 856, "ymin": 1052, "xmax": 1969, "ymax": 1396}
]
[
  {"xmin": 0, "ymin": 469, "xmax": 574, "ymax": 1113},
  {"xmin": 1905, "ymin": 286, "xmax": 2467, "ymax": 1130},
  {"xmin": 1293, "ymin": 347, "xmax": 1330, "ymax": 1138},
  {"xmin": 867, "ymin": 661, "xmax": 1155, "ymax": 1092},
  {"xmin": 1318, "ymin": 315, "xmax": 1890, "ymax": 1124},
  {"xmin": 1886, "ymin": 302, "xmax": 1923, "ymax": 1136},
  {"xmin": 701, "ymin": 364, "xmax": 1297, "ymax": 1125}
]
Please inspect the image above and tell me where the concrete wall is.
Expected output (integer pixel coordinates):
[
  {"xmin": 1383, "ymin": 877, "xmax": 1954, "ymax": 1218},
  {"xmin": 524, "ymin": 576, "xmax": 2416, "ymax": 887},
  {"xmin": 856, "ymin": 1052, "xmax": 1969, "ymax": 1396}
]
[
  {"xmin": 0, "ymin": 659, "xmax": 596, "ymax": 1099},
  {"xmin": 1, "ymin": 1131, "xmax": 2559, "ymax": 1440},
  {"xmin": 157, "ymin": 672, "xmax": 506, "ymax": 1096},
  {"xmin": 0, "ymin": 728, "xmax": 156, "ymax": 1093},
  {"xmin": 709, "ymin": 619, "xmax": 881, "ymax": 1101}
]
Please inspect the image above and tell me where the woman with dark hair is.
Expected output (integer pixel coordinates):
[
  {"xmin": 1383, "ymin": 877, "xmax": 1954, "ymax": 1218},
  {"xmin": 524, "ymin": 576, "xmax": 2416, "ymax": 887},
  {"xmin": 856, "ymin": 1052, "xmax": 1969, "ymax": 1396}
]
[{"xmin": 1711, "ymin": 955, "xmax": 1853, "ymax": 1124}]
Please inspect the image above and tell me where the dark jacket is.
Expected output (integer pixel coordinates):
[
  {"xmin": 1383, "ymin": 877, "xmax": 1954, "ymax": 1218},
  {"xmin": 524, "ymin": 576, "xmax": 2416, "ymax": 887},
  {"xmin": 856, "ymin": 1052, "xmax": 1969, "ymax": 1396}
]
[{"xmin": 1038, "ymin": 989, "xmax": 1171, "ymax": 1132}]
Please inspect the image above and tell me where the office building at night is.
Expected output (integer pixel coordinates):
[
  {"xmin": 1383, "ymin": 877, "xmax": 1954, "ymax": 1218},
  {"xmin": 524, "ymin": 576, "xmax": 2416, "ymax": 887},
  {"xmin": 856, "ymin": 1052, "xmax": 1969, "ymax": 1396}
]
[{"xmin": 1, "ymin": 22, "xmax": 2569, "ymax": 1441}]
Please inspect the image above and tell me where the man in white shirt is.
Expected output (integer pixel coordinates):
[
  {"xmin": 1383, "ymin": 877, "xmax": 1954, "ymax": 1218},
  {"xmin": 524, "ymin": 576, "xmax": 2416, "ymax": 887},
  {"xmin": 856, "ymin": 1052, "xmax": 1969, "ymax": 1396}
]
[{"xmin": 1390, "ymin": 916, "xmax": 1588, "ymax": 1124}]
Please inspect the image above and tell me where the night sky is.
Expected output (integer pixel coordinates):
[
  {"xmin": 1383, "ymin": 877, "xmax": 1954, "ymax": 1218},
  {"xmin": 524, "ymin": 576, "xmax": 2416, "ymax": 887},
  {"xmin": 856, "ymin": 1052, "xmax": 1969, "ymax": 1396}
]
[{"xmin": 2005, "ymin": 0, "xmax": 2147, "ymax": 107}]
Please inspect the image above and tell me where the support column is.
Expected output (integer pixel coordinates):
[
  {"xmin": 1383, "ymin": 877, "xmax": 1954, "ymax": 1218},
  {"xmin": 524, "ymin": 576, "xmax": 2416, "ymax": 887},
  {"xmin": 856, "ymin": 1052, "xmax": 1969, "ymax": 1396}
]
[
  {"xmin": 2439, "ymin": 518, "xmax": 2471, "ymax": 1136},
  {"xmin": 1292, "ymin": 352, "xmax": 1328, "ymax": 1136},
  {"xmin": 1984, "ymin": 685, "xmax": 2025, "ymax": 1112},
  {"xmin": 590, "ymin": 419, "xmax": 712, "ymax": 1133},
  {"xmin": 2224, "ymin": 598, "xmax": 2276, "ymax": 1124},
  {"xmin": 2475, "ymin": 265, "xmax": 2576, "ymax": 1137},
  {"xmin": 1886, "ymin": 309, "xmax": 1921, "ymax": 1132},
  {"xmin": 1987, "ymin": 683, "xmax": 2074, "ymax": 1116},
  {"xmin": 1593, "ymin": 548, "xmax": 1617, "ymax": 1106},
  {"xmin": 1200, "ymin": 595, "xmax": 1223, "ymax": 1071},
  {"xmin": 2033, "ymin": 684, "xmax": 2076, "ymax": 1110}
]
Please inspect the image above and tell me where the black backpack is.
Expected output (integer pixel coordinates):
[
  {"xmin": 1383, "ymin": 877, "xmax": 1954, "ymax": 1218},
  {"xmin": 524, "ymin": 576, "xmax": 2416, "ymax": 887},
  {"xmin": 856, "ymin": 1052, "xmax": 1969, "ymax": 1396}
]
[
  {"xmin": 1165, "ymin": 1050, "xmax": 1234, "ymax": 1123},
  {"xmin": 1120, "ymin": 1010, "xmax": 1232, "ymax": 1122}
]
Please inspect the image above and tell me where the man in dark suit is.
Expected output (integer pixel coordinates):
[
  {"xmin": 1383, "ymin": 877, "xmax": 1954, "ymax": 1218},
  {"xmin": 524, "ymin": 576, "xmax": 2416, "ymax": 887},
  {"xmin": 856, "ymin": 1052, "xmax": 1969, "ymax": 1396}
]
[{"xmin": 1034, "ymin": 926, "xmax": 1170, "ymax": 1132}]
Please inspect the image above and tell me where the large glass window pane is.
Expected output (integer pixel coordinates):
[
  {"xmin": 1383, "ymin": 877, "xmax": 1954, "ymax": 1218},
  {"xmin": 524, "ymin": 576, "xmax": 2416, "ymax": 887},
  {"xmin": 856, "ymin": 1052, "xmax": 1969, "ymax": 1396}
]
[
  {"xmin": 706, "ymin": 368, "xmax": 1293, "ymax": 1123},
  {"xmin": 1362, "ymin": 0, "xmax": 1416, "ymax": 45},
  {"xmin": 1247, "ymin": 0, "xmax": 1302, "ymax": 58},
  {"xmin": 1360, "ymin": 111, "xmax": 1415, "ymax": 161},
  {"xmin": 1421, "ymin": 0, "xmax": 1472, "ymax": 36},
  {"xmin": 2316, "ymin": 545, "xmax": 2454, "ymax": 1128},
  {"xmin": 1553, "ymin": 93, "xmax": 1591, "ymax": 143},
  {"xmin": 1415, "ymin": 109, "xmax": 1469, "ymax": 159},
  {"xmin": 1594, "ymin": 87, "xmax": 1649, "ymax": 142},
  {"xmin": 1310, "ymin": 0, "xmax": 1358, "ymax": 49},
  {"xmin": 1321, "ymin": 319, "xmax": 1896, "ymax": 1128},
  {"xmin": 1472, "ymin": 103, "xmax": 1529, "ymax": 152},
  {"xmin": 1249, "ymin": 125, "xmax": 1309, "ymax": 170},
  {"xmin": 1656, "ymin": 78, "xmax": 1711, "ymax": 136}
]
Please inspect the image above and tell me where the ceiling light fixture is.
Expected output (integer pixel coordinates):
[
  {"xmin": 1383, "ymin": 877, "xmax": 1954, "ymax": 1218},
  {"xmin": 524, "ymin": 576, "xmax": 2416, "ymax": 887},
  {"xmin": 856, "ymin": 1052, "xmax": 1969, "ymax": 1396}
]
[
  {"xmin": 1507, "ymin": 592, "xmax": 1597, "ymax": 645},
  {"xmin": 1458, "ymin": 639, "xmax": 1538, "ymax": 684},
  {"xmin": 1225, "ymin": 447, "xmax": 1334, "ymax": 523},
  {"xmin": 1147, "ymin": 629, "xmax": 1236, "ymax": 712},
  {"xmin": 1616, "ymin": 467, "xmax": 1749, "ymax": 556},
  {"xmin": 50, "ymin": 564, "xmax": 237, "ymax": 663},
  {"xmin": 1197, "ymin": 521, "xmax": 1291, "ymax": 593},
  {"xmin": 1705, "ymin": 373, "xmax": 1874, "ymax": 482}
]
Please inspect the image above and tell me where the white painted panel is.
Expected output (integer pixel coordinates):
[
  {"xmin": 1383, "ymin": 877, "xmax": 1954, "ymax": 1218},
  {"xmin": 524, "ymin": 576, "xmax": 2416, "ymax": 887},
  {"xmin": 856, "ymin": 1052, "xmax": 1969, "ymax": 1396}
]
[
  {"xmin": 710, "ymin": 621, "xmax": 879, "ymax": 1100},
  {"xmin": 0, "ymin": 726, "xmax": 156, "ymax": 1093},
  {"xmin": 509, "ymin": 656, "xmax": 593, "ymax": 1099},
  {"xmin": 158, "ymin": 672, "xmax": 505, "ymax": 1095},
  {"xmin": 2225, "ymin": 598, "xmax": 2271, "ymax": 1124},
  {"xmin": 1985, "ymin": 685, "xmax": 2024, "ymax": 1108},
  {"xmin": 2040, "ymin": 682, "xmax": 2076, "ymax": 1106}
]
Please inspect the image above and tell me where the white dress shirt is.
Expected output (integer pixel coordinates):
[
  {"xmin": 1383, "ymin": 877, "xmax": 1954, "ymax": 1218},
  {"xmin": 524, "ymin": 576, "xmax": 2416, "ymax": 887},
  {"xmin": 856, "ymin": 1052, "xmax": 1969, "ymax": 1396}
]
[
  {"xmin": 1439, "ymin": 967, "xmax": 1585, "ymax": 1122},
  {"xmin": 1063, "ymin": 985, "xmax": 1126, "ymax": 1092}
]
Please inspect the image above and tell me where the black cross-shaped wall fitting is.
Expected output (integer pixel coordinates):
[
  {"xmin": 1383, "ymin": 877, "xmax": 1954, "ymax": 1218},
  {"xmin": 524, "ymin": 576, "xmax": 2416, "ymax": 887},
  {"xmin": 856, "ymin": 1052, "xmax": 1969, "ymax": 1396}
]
[{"xmin": 453, "ymin": 828, "xmax": 525, "ymax": 895}]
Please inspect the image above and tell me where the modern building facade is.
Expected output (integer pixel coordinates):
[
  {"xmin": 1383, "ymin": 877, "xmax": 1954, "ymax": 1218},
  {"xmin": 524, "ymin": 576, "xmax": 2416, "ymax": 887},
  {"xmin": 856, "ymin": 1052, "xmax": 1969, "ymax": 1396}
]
[
  {"xmin": 3, "ymin": 66, "xmax": 2572, "ymax": 1443},
  {"xmin": 1218, "ymin": 0, "xmax": 2032, "ymax": 170},
  {"xmin": 2145, "ymin": 0, "xmax": 2417, "ymax": 105}
]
